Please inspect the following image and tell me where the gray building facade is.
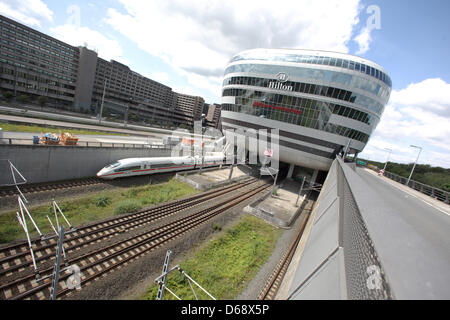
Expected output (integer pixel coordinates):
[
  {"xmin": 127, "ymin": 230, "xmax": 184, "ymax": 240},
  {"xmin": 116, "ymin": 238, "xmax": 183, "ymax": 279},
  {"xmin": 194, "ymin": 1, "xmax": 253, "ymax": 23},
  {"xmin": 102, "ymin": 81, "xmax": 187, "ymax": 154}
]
[{"xmin": 0, "ymin": 15, "xmax": 209, "ymax": 128}]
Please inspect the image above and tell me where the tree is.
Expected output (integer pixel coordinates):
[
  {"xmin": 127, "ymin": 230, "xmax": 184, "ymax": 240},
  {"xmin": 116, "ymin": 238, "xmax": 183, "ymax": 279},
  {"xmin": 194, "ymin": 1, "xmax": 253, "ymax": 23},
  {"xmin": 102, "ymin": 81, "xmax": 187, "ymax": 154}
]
[
  {"xmin": 16, "ymin": 94, "xmax": 30, "ymax": 104},
  {"xmin": 2, "ymin": 91, "xmax": 14, "ymax": 101},
  {"xmin": 37, "ymin": 96, "xmax": 48, "ymax": 109}
]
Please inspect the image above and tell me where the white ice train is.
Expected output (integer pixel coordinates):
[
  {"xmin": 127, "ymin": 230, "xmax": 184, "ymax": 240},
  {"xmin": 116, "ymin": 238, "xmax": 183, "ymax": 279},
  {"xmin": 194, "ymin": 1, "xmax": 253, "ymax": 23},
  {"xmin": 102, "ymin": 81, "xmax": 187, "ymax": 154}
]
[{"xmin": 96, "ymin": 154, "xmax": 226, "ymax": 180}]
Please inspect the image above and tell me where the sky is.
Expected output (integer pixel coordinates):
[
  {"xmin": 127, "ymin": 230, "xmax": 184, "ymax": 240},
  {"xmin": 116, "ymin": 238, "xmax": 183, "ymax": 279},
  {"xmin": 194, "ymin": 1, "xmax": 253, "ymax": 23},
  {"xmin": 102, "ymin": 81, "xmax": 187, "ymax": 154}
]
[{"xmin": 1, "ymin": 0, "xmax": 449, "ymax": 168}]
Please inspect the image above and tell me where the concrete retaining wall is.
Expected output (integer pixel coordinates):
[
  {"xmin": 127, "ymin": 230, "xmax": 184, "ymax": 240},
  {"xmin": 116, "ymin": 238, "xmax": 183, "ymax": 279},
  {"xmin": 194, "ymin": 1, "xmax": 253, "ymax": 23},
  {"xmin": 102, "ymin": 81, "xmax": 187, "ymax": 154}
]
[
  {"xmin": 282, "ymin": 158, "xmax": 393, "ymax": 300},
  {"xmin": 0, "ymin": 145, "xmax": 171, "ymax": 184}
]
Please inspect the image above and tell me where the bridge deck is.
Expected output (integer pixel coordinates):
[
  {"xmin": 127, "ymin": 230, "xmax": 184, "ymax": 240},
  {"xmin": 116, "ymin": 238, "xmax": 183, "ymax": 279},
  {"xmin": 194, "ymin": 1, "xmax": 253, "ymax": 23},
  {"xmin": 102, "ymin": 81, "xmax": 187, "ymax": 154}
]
[
  {"xmin": 354, "ymin": 167, "xmax": 450, "ymax": 299},
  {"xmin": 280, "ymin": 159, "xmax": 450, "ymax": 300}
]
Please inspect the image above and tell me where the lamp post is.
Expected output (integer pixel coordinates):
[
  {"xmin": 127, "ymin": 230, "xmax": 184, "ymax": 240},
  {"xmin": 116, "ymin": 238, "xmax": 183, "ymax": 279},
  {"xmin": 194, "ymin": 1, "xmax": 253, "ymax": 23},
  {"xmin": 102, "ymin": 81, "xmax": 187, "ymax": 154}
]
[
  {"xmin": 406, "ymin": 145, "xmax": 422, "ymax": 186},
  {"xmin": 383, "ymin": 148, "xmax": 392, "ymax": 171},
  {"xmin": 98, "ymin": 79, "xmax": 108, "ymax": 124}
]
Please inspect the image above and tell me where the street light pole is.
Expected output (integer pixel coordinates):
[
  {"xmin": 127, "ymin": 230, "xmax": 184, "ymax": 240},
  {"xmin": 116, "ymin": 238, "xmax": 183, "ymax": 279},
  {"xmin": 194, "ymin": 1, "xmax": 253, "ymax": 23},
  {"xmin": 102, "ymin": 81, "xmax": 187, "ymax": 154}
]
[
  {"xmin": 99, "ymin": 79, "xmax": 107, "ymax": 124},
  {"xmin": 406, "ymin": 145, "xmax": 422, "ymax": 186},
  {"xmin": 383, "ymin": 148, "xmax": 392, "ymax": 171}
]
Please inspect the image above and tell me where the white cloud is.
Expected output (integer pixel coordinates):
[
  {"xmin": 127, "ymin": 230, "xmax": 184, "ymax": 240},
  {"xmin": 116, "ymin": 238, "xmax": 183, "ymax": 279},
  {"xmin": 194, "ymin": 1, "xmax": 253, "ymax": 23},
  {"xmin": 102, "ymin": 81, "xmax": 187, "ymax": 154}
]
[
  {"xmin": 0, "ymin": 0, "xmax": 53, "ymax": 27},
  {"xmin": 105, "ymin": 0, "xmax": 361, "ymax": 99},
  {"xmin": 146, "ymin": 71, "xmax": 169, "ymax": 84},
  {"xmin": 360, "ymin": 78, "xmax": 450, "ymax": 168},
  {"xmin": 49, "ymin": 24, "xmax": 125, "ymax": 63},
  {"xmin": 390, "ymin": 78, "xmax": 450, "ymax": 118},
  {"xmin": 354, "ymin": 26, "xmax": 373, "ymax": 54}
]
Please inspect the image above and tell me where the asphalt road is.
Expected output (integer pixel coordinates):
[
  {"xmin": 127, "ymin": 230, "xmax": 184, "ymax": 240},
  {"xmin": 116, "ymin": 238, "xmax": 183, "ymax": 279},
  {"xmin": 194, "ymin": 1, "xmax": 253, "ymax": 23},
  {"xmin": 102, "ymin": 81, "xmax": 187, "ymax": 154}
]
[
  {"xmin": 355, "ymin": 167, "xmax": 450, "ymax": 299},
  {"xmin": 0, "ymin": 112, "xmax": 172, "ymax": 138}
]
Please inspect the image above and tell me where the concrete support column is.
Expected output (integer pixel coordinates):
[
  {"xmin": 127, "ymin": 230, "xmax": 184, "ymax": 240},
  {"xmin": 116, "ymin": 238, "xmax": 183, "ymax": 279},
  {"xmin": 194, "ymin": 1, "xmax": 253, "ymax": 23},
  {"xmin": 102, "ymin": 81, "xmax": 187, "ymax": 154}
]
[
  {"xmin": 287, "ymin": 163, "xmax": 295, "ymax": 179},
  {"xmin": 311, "ymin": 169, "xmax": 319, "ymax": 185}
]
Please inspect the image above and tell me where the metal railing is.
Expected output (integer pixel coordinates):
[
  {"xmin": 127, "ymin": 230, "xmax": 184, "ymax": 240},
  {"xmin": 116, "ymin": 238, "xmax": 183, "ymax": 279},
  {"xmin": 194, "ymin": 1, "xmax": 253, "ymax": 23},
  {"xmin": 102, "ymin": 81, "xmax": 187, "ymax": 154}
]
[
  {"xmin": 0, "ymin": 137, "xmax": 170, "ymax": 150},
  {"xmin": 382, "ymin": 170, "xmax": 449, "ymax": 204}
]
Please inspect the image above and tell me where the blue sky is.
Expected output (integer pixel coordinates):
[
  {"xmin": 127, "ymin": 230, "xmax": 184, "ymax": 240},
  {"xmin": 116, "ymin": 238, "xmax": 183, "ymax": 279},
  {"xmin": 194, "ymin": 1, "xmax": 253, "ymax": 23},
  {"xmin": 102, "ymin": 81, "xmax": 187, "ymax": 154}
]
[{"xmin": 1, "ymin": 0, "xmax": 449, "ymax": 168}]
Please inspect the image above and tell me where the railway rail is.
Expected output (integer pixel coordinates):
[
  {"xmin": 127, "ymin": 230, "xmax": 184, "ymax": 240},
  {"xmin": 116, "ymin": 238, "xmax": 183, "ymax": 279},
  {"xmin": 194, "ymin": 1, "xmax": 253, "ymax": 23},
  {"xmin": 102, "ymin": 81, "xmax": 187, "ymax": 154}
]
[
  {"xmin": 0, "ymin": 177, "xmax": 257, "ymax": 278},
  {"xmin": 0, "ymin": 177, "xmax": 104, "ymax": 198},
  {"xmin": 1, "ymin": 179, "xmax": 270, "ymax": 300},
  {"xmin": 0, "ymin": 179, "xmax": 268, "ymax": 299},
  {"xmin": 258, "ymin": 199, "xmax": 315, "ymax": 300}
]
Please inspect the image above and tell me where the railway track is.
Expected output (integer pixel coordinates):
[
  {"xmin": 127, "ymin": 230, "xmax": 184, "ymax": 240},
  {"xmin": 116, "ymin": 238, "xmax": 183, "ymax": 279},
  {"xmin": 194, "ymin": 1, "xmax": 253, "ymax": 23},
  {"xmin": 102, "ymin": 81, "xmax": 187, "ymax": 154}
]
[
  {"xmin": 0, "ymin": 177, "xmax": 257, "ymax": 279},
  {"xmin": 257, "ymin": 199, "xmax": 315, "ymax": 300},
  {"xmin": 1, "ymin": 179, "xmax": 270, "ymax": 300},
  {"xmin": 0, "ymin": 177, "xmax": 104, "ymax": 198}
]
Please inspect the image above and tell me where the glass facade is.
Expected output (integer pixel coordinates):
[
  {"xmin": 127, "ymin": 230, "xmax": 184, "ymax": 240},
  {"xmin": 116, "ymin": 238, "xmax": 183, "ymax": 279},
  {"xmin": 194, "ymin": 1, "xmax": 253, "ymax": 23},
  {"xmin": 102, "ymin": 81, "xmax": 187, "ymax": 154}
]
[
  {"xmin": 223, "ymin": 76, "xmax": 385, "ymax": 115},
  {"xmin": 224, "ymin": 64, "xmax": 390, "ymax": 109},
  {"xmin": 222, "ymin": 49, "xmax": 391, "ymax": 148},
  {"xmin": 229, "ymin": 51, "xmax": 392, "ymax": 87}
]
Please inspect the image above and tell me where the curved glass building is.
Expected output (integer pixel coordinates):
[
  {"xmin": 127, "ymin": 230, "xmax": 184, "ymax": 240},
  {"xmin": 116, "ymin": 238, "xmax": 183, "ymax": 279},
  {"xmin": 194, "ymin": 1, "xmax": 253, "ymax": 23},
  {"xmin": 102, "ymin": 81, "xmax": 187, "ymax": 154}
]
[{"xmin": 221, "ymin": 48, "xmax": 392, "ymax": 171}]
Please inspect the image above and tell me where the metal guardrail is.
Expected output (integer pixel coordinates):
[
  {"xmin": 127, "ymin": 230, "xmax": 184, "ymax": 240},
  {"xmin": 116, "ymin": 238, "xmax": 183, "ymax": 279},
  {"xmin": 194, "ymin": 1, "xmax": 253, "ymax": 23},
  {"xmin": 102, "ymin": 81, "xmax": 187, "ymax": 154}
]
[
  {"xmin": 382, "ymin": 170, "xmax": 449, "ymax": 204},
  {"xmin": 0, "ymin": 137, "xmax": 170, "ymax": 150}
]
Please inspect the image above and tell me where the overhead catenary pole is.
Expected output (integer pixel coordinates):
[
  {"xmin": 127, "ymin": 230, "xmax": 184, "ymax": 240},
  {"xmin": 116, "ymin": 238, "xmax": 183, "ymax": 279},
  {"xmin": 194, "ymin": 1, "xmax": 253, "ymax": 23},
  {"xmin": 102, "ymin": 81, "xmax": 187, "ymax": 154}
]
[
  {"xmin": 49, "ymin": 226, "xmax": 65, "ymax": 300},
  {"xmin": 156, "ymin": 250, "xmax": 172, "ymax": 300},
  {"xmin": 295, "ymin": 176, "xmax": 306, "ymax": 207},
  {"xmin": 271, "ymin": 169, "xmax": 279, "ymax": 197},
  {"xmin": 228, "ymin": 154, "xmax": 235, "ymax": 180}
]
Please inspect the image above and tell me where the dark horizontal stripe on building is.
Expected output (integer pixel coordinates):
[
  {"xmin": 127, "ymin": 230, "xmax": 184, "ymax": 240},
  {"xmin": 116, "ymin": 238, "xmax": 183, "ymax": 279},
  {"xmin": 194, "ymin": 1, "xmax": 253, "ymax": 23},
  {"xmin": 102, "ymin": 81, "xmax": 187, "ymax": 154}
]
[
  {"xmin": 221, "ymin": 117, "xmax": 342, "ymax": 150},
  {"xmin": 222, "ymin": 124, "xmax": 336, "ymax": 159}
]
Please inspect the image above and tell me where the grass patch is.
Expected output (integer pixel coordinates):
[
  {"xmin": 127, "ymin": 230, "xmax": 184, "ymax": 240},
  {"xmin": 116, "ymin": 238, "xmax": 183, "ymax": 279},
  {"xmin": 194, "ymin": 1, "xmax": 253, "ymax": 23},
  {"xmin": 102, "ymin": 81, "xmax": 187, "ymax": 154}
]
[
  {"xmin": 0, "ymin": 120, "xmax": 127, "ymax": 136},
  {"xmin": 114, "ymin": 200, "xmax": 142, "ymax": 215},
  {"xmin": 0, "ymin": 179, "xmax": 198, "ymax": 243},
  {"xmin": 142, "ymin": 215, "xmax": 282, "ymax": 300},
  {"xmin": 94, "ymin": 195, "xmax": 111, "ymax": 208}
]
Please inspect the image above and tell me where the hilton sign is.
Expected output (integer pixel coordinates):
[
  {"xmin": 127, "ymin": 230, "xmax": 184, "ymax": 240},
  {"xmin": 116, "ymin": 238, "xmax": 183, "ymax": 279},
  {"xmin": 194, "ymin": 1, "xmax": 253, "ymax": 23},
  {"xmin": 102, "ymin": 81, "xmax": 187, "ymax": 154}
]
[{"xmin": 268, "ymin": 72, "xmax": 293, "ymax": 92}]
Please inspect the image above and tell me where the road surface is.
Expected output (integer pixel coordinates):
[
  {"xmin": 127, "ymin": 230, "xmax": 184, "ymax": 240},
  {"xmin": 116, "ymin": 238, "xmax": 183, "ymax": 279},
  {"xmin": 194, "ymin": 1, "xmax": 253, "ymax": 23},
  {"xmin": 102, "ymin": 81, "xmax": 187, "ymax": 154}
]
[{"xmin": 355, "ymin": 167, "xmax": 450, "ymax": 299}]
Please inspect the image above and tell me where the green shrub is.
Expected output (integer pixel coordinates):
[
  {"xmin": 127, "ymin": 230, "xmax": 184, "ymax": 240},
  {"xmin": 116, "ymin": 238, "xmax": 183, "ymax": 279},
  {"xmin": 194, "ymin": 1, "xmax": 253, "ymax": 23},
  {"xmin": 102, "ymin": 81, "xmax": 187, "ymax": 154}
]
[
  {"xmin": 126, "ymin": 187, "xmax": 140, "ymax": 198},
  {"xmin": 95, "ymin": 196, "xmax": 111, "ymax": 207},
  {"xmin": 16, "ymin": 94, "xmax": 30, "ymax": 103},
  {"xmin": 2, "ymin": 91, "xmax": 14, "ymax": 100},
  {"xmin": 114, "ymin": 200, "xmax": 142, "ymax": 215}
]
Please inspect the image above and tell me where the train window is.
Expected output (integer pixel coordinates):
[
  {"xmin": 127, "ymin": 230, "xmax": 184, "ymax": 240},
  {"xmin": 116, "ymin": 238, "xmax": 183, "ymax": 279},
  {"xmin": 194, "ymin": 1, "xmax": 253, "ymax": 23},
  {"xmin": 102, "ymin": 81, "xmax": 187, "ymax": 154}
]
[
  {"xmin": 105, "ymin": 162, "xmax": 120, "ymax": 169},
  {"xmin": 114, "ymin": 165, "xmax": 142, "ymax": 172},
  {"xmin": 151, "ymin": 163, "xmax": 172, "ymax": 169}
]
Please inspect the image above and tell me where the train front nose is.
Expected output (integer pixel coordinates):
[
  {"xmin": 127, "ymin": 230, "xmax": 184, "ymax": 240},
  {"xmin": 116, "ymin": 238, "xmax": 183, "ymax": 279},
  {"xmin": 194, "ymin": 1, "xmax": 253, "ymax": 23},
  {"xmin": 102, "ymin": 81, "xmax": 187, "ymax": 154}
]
[{"xmin": 96, "ymin": 168, "xmax": 107, "ymax": 178}]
